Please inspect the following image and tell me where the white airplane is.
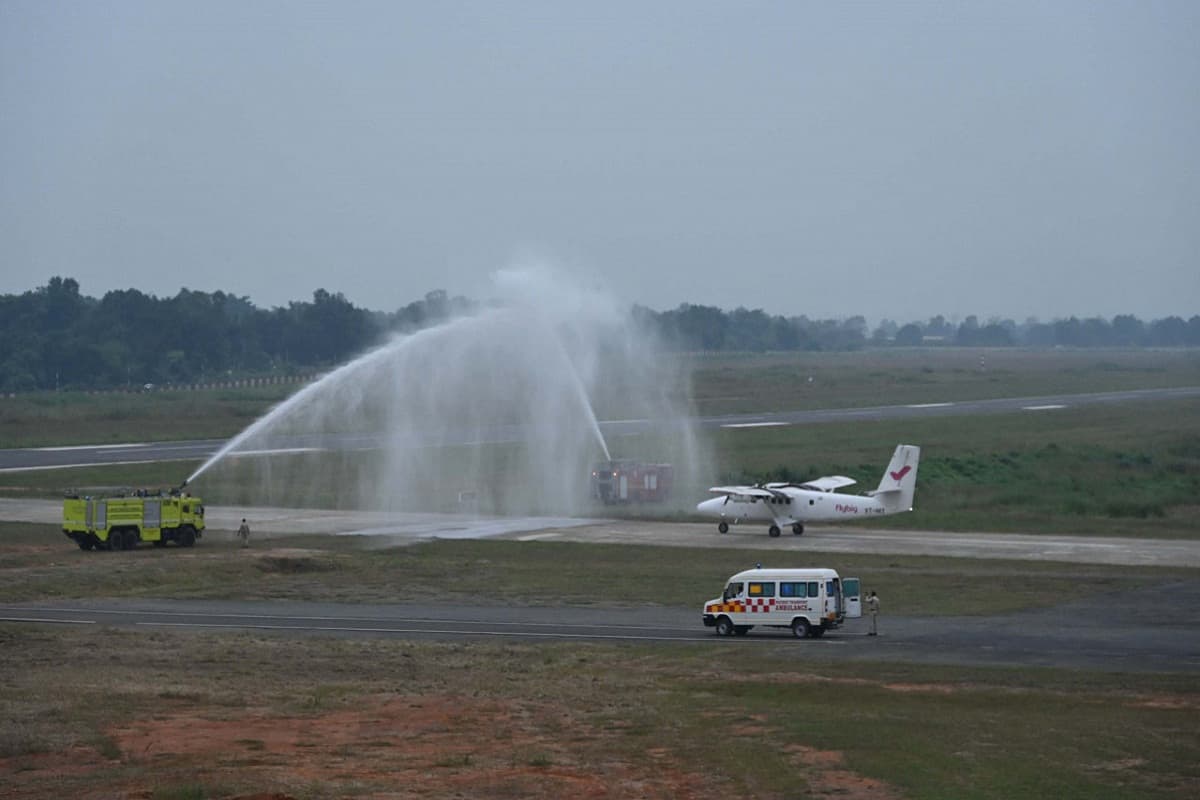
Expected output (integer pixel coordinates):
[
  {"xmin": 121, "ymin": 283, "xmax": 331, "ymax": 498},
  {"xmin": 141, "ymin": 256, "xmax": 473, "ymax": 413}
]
[{"xmin": 697, "ymin": 444, "xmax": 920, "ymax": 537}]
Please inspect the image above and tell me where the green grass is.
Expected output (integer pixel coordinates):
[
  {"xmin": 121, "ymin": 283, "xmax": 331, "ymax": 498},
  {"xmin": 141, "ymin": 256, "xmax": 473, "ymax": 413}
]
[
  {"xmin": 705, "ymin": 398, "xmax": 1200, "ymax": 537},
  {"xmin": 683, "ymin": 348, "xmax": 1200, "ymax": 416},
  {"xmin": 0, "ymin": 626, "xmax": 1195, "ymax": 799},
  {"xmin": 0, "ymin": 385, "xmax": 294, "ymax": 448},
  {"xmin": 2, "ymin": 350, "xmax": 1198, "ymax": 538},
  {"xmin": 2, "ymin": 521, "xmax": 1194, "ymax": 616}
]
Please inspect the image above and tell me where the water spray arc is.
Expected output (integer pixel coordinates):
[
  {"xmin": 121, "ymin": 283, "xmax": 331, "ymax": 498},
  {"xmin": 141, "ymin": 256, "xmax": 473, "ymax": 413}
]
[{"xmin": 187, "ymin": 269, "xmax": 704, "ymax": 516}]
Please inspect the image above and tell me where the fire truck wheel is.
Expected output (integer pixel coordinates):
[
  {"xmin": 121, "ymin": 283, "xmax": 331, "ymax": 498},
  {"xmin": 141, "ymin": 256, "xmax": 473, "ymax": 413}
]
[
  {"xmin": 123, "ymin": 531, "xmax": 139, "ymax": 551},
  {"xmin": 792, "ymin": 524, "xmax": 804, "ymax": 535},
  {"xmin": 717, "ymin": 522, "xmax": 729, "ymax": 534},
  {"xmin": 768, "ymin": 525, "xmax": 781, "ymax": 538},
  {"xmin": 791, "ymin": 618, "xmax": 810, "ymax": 639},
  {"xmin": 108, "ymin": 533, "xmax": 124, "ymax": 552},
  {"xmin": 179, "ymin": 526, "xmax": 196, "ymax": 548},
  {"xmin": 77, "ymin": 538, "xmax": 93, "ymax": 551},
  {"xmin": 715, "ymin": 617, "xmax": 735, "ymax": 637}
]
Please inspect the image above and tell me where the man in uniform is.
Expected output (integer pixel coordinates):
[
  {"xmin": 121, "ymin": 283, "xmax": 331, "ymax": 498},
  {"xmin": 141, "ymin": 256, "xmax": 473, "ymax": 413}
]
[
  {"xmin": 237, "ymin": 518, "xmax": 250, "ymax": 548},
  {"xmin": 866, "ymin": 590, "xmax": 880, "ymax": 635}
]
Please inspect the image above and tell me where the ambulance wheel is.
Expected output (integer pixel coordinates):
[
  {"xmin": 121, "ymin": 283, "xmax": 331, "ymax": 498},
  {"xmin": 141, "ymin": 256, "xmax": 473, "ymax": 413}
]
[
  {"xmin": 768, "ymin": 525, "xmax": 781, "ymax": 538},
  {"xmin": 715, "ymin": 617, "xmax": 735, "ymax": 637},
  {"xmin": 792, "ymin": 524, "xmax": 804, "ymax": 535},
  {"xmin": 717, "ymin": 522, "xmax": 729, "ymax": 534},
  {"xmin": 791, "ymin": 618, "xmax": 810, "ymax": 639}
]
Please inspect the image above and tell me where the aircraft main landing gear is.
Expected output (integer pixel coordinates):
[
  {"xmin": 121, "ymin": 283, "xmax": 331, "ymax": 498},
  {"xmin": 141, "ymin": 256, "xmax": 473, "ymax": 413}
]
[
  {"xmin": 768, "ymin": 525, "xmax": 781, "ymax": 537},
  {"xmin": 718, "ymin": 522, "xmax": 729, "ymax": 534},
  {"xmin": 792, "ymin": 523, "xmax": 804, "ymax": 535}
]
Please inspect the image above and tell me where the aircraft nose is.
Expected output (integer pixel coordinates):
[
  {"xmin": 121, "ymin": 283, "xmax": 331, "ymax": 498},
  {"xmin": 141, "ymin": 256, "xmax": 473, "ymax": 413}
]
[{"xmin": 696, "ymin": 497, "xmax": 724, "ymax": 515}]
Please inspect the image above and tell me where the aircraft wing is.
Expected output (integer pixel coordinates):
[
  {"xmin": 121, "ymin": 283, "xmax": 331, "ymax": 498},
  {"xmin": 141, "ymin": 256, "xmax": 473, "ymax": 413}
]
[
  {"xmin": 796, "ymin": 476, "xmax": 857, "ymax": 492},
  {"xmin": 707, "ymin": 485, "xmax": 777, "ymax": 500}
]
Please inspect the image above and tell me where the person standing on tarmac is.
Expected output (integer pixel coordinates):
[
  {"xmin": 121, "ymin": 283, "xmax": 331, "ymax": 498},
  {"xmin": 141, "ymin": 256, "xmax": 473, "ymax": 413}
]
[
  {"xmin": 237, "ymin": 518, "xmax": 250, "ymax": 548},
  {"xmin": 866, "ymin": 591, "xmax": 880, "ymax": 635}
]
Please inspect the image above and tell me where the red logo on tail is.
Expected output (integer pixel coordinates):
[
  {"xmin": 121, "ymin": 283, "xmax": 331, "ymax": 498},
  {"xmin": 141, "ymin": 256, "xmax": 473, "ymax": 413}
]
[{"xmin": 890, "ymin": 465, "xmax": 911, "ymax": 482}]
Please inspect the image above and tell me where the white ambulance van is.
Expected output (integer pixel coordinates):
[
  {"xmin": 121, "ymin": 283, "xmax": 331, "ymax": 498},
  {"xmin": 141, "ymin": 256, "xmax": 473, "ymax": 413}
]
[{"xmin": 702, "ymin": 567, "xmax": 862, "ymax": 638}]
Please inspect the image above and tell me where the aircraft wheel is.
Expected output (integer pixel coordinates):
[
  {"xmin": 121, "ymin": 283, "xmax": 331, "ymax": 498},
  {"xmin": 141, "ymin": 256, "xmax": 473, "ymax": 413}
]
[
  {"xmin": 792, "ymin": 524, "xmax": 804, "ymax": 536},
  {"xmin": 768, "ymin": 525, "xmax": 781, "ymax": 538},
  {"xmin": 791, "ymin": 618, "xmax": 810, "ymax": 639},
  {"xmin": 715, "ymin": 617, "xmax": 735, "ymax": 637},
  {"xmin": 717, "ymin": 522, "xmax": 729, "ymax": 534}
]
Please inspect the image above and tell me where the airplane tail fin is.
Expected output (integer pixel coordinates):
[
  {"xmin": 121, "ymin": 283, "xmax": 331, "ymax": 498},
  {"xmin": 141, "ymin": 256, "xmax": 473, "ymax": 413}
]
[{"xmin": 870, "ymin": 445, "xmax": 920, "ymax": 513}]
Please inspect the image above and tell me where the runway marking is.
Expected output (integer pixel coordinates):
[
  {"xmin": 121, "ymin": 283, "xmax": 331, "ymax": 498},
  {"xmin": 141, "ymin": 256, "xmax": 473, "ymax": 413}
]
[
  {"xmin": 135, "ymin": 620, "xmax": 705, "ymax": 641},
  {"xmin": 1023, "ymin": 404, "xmax": 1067, "ymax": 411},
  {"xmin": 0, "ymin": 606, "xmax": 680, "ymax": 632},
  {"xmin": 721, "ymin": 422, "xmax": 789, "ymax": 428},
  {"xmin": 0, "ymin": 616, "xmax": 95, "ymax": 625},
  {"xmin": 0, "ymin": 458, "xmax": 195, "ymax": 474},
  {"xmin": 907, "ymin": 402, "xmax": 954, "ymax": 408},
  {"xmin": 518, "ymin": 532, "xmax": 561, "ymax": 541},
  {"xmin": 34, "ymin": 443, "xmax": 151, "ymax": 451},
  {"xmin": 226, "ymin": 448, "xmax": 323, "ymax": 457}
]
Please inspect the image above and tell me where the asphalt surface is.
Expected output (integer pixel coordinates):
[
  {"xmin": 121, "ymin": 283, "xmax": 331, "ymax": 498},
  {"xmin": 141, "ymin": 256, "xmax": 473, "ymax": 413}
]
[
  {"xmin": 3, "ymin": 385, "xmax": 1198, "ymax": 472},
  {"xmin": 3, "ymin": 384, "xmax": 1198, "ymax": 672},
  {"xmin": 3, "ymin": 500, "xmax": 1199, "ymax": 672},
  {"xmin": 6, "ymin": 497, "xmax": 1199, "ymax": 567},
  {"xmin": 2, "ymin": 588, "xmax": 1197, "ymax": 673}
]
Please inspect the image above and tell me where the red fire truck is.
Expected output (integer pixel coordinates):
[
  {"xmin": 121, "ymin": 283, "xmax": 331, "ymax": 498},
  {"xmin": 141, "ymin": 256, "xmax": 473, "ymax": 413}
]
[{"xmin": 590, "ymin": 460, "xmax": 673, "ymax": 504}]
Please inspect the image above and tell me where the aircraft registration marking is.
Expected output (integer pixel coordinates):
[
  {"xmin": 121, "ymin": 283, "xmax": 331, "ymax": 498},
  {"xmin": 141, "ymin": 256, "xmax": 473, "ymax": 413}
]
[{"xmin": 721, "ymin": 422, "xmax": 789, "ymax": 428}]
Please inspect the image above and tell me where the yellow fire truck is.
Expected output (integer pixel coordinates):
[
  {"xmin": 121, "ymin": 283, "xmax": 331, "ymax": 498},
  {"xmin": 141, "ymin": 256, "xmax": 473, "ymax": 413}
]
[{"xmin": 63, "ymin": 490, "xmax": 205, "ymax": 551}]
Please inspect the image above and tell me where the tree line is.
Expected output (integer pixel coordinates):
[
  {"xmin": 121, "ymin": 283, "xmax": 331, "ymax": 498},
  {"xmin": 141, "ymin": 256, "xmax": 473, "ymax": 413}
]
[{"xmin": 1, "ymin": 277, "xmax": 1197, "ymax": 392}]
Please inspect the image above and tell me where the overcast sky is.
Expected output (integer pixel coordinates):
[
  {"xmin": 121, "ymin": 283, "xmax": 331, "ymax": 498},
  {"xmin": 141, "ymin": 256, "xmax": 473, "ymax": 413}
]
[{"xmin": 2, "ymin": 1, "xmax": 1197, "ymax": 322}]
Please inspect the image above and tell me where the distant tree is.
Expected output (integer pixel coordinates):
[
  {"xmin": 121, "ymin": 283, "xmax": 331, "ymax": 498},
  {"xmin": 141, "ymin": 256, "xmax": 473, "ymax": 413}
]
[
  {"xmin": 872, "ymin": 319, "xmax": 898, "ymax": 344},
  {"xmin": 894, "ymin": 323, "xmax": 924, "ymax": 346},
  {"xmin": 1111, "ymin": 314, "xmax": 1145, "ymax": 346},
  {"xmin": 1148, "ymin": 316, "xmax": 1188, "ymax": 346}
]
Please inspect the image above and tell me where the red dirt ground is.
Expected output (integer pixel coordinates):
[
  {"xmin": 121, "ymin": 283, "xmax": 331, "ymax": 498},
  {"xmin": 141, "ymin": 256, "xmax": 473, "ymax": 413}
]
[{"xmin": 0, "ymin": 692, "xmax": 901, "ymax": 799}]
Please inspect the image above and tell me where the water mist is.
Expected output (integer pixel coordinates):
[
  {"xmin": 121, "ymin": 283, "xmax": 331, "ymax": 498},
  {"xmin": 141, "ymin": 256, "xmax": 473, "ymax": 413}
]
[{"xmin": 188, "ymin": 267, "xmax": 707, "ymax": 517}]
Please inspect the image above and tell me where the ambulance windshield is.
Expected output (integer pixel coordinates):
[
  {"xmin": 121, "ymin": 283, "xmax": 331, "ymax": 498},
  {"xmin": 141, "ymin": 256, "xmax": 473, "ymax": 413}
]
[{"xmin": 723, "ymin": 582, "xmax": 743, "ymax": 601}]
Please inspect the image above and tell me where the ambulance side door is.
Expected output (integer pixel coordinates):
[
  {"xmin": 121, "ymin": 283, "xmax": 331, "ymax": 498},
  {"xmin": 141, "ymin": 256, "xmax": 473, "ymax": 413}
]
[{"xmin": 842, "ymin": 577, "xmax": 862, "ymax": 618}]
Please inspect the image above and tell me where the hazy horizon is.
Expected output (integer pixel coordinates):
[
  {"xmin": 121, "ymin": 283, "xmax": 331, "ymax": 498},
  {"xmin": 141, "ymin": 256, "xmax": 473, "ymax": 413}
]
[{"xmin": 3, "ymin": 2, "xmax": 1197, "ymax": 322}]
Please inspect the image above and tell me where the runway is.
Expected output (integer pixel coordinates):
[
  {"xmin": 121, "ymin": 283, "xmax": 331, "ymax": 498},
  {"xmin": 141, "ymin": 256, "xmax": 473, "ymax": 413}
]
[
  {"xmin": 2, "ymin": 590, "xmax": 1197, "ymax": 673},
  {"xmin": 3, "ymin": 497, "xmax": 1199, "ymax": 568},
  {"xmin": 3, "ymin": 385, "xmax": 1198, "ymax": 473}
]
